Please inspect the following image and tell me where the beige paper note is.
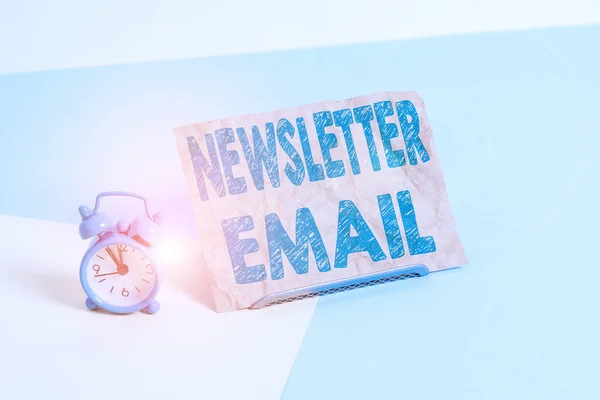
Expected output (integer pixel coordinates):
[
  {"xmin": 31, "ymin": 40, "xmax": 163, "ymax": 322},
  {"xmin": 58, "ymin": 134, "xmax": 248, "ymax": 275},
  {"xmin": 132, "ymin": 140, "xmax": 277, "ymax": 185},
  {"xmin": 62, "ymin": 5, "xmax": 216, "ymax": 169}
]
[{"xmin": 174, "ymin": 91, "xmax": 467, "ymax": 312}]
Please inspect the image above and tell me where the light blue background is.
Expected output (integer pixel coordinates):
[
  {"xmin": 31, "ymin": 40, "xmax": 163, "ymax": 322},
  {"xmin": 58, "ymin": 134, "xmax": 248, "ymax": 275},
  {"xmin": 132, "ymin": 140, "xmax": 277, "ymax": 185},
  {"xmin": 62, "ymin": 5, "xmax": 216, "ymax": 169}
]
[{"xmin": 1, "ymin": 24, "xmax": 599, "ymax": 399}]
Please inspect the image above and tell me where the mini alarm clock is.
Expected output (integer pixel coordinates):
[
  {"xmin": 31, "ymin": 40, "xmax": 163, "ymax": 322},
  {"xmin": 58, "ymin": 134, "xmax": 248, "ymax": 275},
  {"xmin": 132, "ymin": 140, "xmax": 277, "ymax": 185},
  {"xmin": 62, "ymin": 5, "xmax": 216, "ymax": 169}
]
[{"xmin": 78, "ymin": 191, "xmax": 164, "ymax": 315}]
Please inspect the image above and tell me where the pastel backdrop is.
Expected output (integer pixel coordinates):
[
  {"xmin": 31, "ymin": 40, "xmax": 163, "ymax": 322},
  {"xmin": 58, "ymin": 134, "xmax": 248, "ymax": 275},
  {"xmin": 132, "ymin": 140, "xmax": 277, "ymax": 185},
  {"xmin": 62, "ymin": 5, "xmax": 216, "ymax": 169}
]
[{"xmin": 1, "ymin": 3, "xmax": 600, "ymax": 399}]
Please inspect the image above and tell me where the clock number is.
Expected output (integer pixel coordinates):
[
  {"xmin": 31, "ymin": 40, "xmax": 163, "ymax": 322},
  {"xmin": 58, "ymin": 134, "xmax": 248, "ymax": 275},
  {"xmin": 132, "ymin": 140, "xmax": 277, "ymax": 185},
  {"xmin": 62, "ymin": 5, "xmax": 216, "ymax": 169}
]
[
  {"xmin": 92, "ymin": 264, "xmax": 101, "ymax": 274},
  {"xmin": 146, "ymin": 264, "xmax": 154, "ymax": 275},
  {"xmin": 122, "ymin": 288, "xmax": 129, "ymax": 297},
  {"xmin": 117, "ymin": 245, "xmax": 128, "ymax": 252}
]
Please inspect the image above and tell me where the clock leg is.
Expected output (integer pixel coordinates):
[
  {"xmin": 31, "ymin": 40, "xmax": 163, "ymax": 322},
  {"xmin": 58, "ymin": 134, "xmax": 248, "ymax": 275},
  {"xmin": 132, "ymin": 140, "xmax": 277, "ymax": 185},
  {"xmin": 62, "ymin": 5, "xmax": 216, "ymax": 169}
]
[
  {"xmin": 85, "ymin": 297, "xmax": 98, "ymax": 311},
  {"xmin": 144, "ymin": 300, "xmax": 160, "ymax": 315}
]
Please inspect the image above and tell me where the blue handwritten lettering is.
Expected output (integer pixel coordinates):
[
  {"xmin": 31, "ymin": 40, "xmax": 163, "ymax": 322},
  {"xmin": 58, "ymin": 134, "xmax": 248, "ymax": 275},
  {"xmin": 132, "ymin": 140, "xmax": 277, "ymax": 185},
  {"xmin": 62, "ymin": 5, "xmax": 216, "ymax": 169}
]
[
  {"xmin": 334, "ymin": 200, "xmax": 387, "ymax": 269},
  {"xmin": 215, "ymin": 128, "xmax": 247, "ymax": 195},
  {"xmin": 276, "ymin": 118, "xmax": 306, "ymax": 186},
  {"xmin": 314, "ymin": 111, "xmax": 346, "ymax": 179},
  {"xmin": 266, "ymin": 208, "xmax": 331, "ymax": 280},
  {"xmin": 296, "ymin": 117, "xmax": 325, "ymax": 182},
  {"xmin": 353, "ymin": 105, "xmax": 381, "ymax": 172},
  {"xmin": 374, "ymin": 101, "xmax": 406, "ymax": 168},
  {"xmin": 377, "ymin": 194, "xmax": 405, "ymax": 258},
  {"xmin": 397, "ymin": 190, "xmax": 436, "ymax": 255},
  {"xmin": 333, "ymin": 109, "xmax": 361, "ymax": 175},
  {"xmin": 186, "ymin": 135, "xmax": 226, "ymax": 201},
  {"xmin": 222, "ymin": 216, "xmax": 267, "ymax": 284},
  {"xmin": 395, "ymin": 100, "xmax": 430, "ymax": 165},
  {"xmin": 236, "ymin": 123, "xmax": 280, "ymax": 191}
]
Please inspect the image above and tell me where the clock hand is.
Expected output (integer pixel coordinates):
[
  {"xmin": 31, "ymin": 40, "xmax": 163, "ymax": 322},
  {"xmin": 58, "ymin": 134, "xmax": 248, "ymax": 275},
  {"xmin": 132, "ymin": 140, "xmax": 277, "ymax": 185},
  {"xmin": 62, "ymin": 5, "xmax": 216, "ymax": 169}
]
[
  {"xmin": 106, "ymin": 247, "xmax": 122, "ymax": 268},
  {"xmin": 106, "ymin": 246, "xmax": 129, "ymax": 275},
  {"xmin": 118, "ymin": 246, "xmax": 124, "ymax": 265},
  {"xmin": 95, "ymin": 271, "xmax": 120, "ymax": 277}
]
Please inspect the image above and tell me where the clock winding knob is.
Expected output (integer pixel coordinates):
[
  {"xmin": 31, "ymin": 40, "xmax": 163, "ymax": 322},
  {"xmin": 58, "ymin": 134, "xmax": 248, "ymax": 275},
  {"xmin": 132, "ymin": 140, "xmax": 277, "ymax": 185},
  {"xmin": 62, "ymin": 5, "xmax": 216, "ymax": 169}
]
[{"xmin": 117, "ymin": 220, "xmax": 130, "ymax": 234}]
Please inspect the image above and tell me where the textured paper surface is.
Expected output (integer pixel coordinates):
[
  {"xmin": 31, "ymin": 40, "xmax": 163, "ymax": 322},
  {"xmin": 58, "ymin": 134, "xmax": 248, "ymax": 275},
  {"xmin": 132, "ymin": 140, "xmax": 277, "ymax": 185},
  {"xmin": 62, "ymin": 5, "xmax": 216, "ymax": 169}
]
[{"xmin": 174, "ymin": 91, "xmax": 467, "ymax": 312}]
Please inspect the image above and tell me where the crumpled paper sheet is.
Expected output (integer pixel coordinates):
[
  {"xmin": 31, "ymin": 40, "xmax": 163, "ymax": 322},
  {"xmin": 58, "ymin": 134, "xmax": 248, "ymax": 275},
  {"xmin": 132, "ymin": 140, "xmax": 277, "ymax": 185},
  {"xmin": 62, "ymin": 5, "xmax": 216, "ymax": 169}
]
[{"xmin": 174, "ymin": 91, "xmax": 467, "ymax": 312}]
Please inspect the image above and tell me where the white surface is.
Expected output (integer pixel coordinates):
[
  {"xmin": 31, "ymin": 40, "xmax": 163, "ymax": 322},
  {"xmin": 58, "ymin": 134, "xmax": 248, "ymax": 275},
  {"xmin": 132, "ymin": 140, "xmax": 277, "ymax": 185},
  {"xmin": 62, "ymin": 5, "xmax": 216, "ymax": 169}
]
[
  {"xmin": 1, "ymin": 0, "xmax": 600, "ymax": 74},
  {"xmin": 0, "ymin": 215, "xmax": 317, "ymax": 400}
]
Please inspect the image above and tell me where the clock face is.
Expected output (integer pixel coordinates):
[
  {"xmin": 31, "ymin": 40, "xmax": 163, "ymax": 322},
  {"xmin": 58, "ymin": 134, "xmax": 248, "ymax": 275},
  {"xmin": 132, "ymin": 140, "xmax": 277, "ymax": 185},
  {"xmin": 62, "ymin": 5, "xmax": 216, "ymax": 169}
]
[{"xmin": 85, "ymin": 244, "xmax": 157, "ymax": 308}]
